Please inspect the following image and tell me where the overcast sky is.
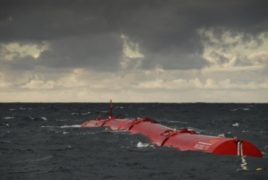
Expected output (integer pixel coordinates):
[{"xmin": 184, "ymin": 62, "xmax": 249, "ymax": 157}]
[{"xmin": 0, "ymin": 0, "xmax": 268, "ymax": 102}]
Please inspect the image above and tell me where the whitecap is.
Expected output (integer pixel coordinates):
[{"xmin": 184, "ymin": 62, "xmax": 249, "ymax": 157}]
[
  {"xmin": 217, "ymin": 133, "xmax": 225, "ymax": 137},
  {"xmin": 28, "ymin": 116, "xmax": 34, "ymax": 120},
  {"xmin": 77, "ymin": 131, "xmax": 97, "ymax": 135},
  {"xmin": 9, "ymin": 108, "xmax": 16, "ymax": 111},
  {"xmin": 136, "ymin": 141, "xmax": 154, "ymax": 148},
  {"xmin": 81, "ymin": 112, "xmax": 91, "ymax": 115},
  {"xmin": 41, "ymin": 125, "xmax": 56, "ymax": 128},
  {"xmin": 116, "ymin": 106, "xmax": 124, "ymax": 109},
  {"xmin": 232, "ymin": 122, "xmax": 239, "ymax": 127},
  {"xmin": 41, "ymin": 117, "xmax": 47, "ymax": 121},
  {"xmin": 231, "ymin": 107, "xmax": 250, "ymax": 111},
  {"xmin": 29, "ymin": 155, "xmax": 53, "ymax": 162},
  {"xmin": 71, "ymin": 112, "xmax": 80, "ymax": 115},
  {"xmin": 60, "ymin": 124, "xmax": 81, "ymax": 128},
  {"xmin": 3, "ymin": 116, "xmax": 14, "ymax": 120},
  {"xmin": 186, "ymin": 127, "xmax": 202, "ymax": 133},
  {"xmin": 62, "ymin": 131, "xmax": 69, "ymax": 135}
]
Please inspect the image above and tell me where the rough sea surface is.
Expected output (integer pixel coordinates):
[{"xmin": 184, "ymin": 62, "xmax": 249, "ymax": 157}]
[{"xmin": 0, "ymin": 103, "xmax": 267, "ymax": 180}]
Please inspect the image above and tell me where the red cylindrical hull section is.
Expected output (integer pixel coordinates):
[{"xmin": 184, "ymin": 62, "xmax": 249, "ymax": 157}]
[
  {"xmin": 129, "ymin": 121, "xmax": 172, "ymax": 146},
  {"xmin": 81, "ymin": 118, "xmax": 263, "ymax": 158}
]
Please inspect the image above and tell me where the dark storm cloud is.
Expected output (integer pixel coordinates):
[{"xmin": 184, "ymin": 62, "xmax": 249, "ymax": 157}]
[
  {"xmin": 1, "ymin": 0, "xmax": 268, "ymax": 70},
  {"xmin": 0, "ymin": 0, "xmax": 151, "ymax": 41},
  {"xmin": 1, "ymin": 0, "xmax": 267, "ymax": 41},
  {"xmin": 39, "ymin": 33, "xmax": 122, "ymax": 71}
]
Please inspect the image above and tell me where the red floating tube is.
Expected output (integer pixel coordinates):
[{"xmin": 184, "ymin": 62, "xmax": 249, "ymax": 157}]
[
  {"xmin": 81, "ymin": 102, "xmax": 263, "ymax": 158},
  {"xmin": 82, "ymin": 117, "xmax": 263, "ymax": 158}
]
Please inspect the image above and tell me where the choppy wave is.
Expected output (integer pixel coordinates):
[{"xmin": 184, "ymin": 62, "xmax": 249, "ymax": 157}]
[
  {"xmin": 16, "ymin": 155, "xmax": 53, "ymax": 163},
  {"xmin": 217, "ymin": 133, "xmax": 225, "ymax": 137},
  {"xmin": 62, "ymin": 131, "xmax": 69, "ymax": 135},
  {"xmin": 40, "ymin": 117, "xmax": 47, "ymax": 121},
  {"xmin": 136, "ymin": 141, "xmax": 154, "ymax": 148},
  {"xmin": 1, "ymin": 103, "xmax": 267, "ymax": 179},
  {"xmin": 71, "ymin": 112, "xmax": 80, "ymax": 115},
  {"xmin": 232, "ymin": 122, "xmax": 239, "ymax": 127},
  {"xmin": 167, "ymin": 120, "xmax": 188, "ymax": 124},
  {"xmin": 231, "ymin": 107, "xmax": 251, "ymax": 111},
  {"xmin": 41, "ymin": 124, "xmax": 81, "ymax": 129},
  {"xmin": 3, "ymin": 116, "xmax": 15, "ymax": 120},
  {"xmin": 60, "ymin": 124, "xmax": 81, "ymax": 128},
  {"xmin": 71, "ymin": 112, "xmax": 91, "ymax": 116},
  {"xmin": 19, "ymin": 107, "xmax": 32, "ymax": 111}
]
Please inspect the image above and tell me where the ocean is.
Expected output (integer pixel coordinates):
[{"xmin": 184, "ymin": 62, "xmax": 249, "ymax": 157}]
[{"xmin": 0, "ymin": 103, "xmax": 267, "ymax": 180}]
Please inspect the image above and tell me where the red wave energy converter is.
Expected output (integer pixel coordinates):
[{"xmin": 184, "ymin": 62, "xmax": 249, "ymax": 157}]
[{"xmin": 81, "ymin": 100, "xmax": 263, "ymax": 158}]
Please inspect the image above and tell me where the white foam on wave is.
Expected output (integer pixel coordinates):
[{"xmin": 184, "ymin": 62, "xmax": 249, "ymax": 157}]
[
  {"xmin": 81, "ymin": 112, "xmax": 91, "ymax": 115},
  {"xmin": 71, "ymin": 112, "xmax": 79, "ymax": 115},
  {"xmin": 41, "ymin": 124, "xmax": 81, "ymax": 128},
  {"xmin": 41, "ymin": 125, "xmax": 55, "ymax": 128},
  {"xmin": 29, "ymin": 155, "xmax": 53, "ymax": 162},
  {"xmin": 28, "ymin": 116, "xmax": 34, "ymax": 120},
  {"xmin": 41, "ymin": 117, "xmax": 47, "ymax": 121},
  {"xmin": 60, "ymin": 124, "xmax": 81, "ymax": 128},
  {"xmin": 76, "ymin": 131, "xmax": 98, "ymax": 135},
  {"xmin": 167, "ymin": 120, "xmax": 188, "ymax": 124},
  {"xmin": 241, "ymin": 130, "xmax": 249, "ymax": 133},
  {"xmin": 136, "ymin": 141, "xmax": 154, "ymax": 148},
  {"xmin": 19, "ymin": 107, "xmax": 32, "ymax": 110},
  {"xmin": 71, "ymin": 112, "xmax": 91, "ymax": 116},
  {"xmin": 115, "ymin": 106, "xmax": 124, "ymax": 109},
  {"xmin": 9, "ymin": 108, "xmax": 16, "ymax": 111},
  {"xmin": 232, "ymin": 122, "xmax": 239, "ymax": 127},
  {"xmin": 62, "ymin": 131, "xmax": 69, "ymax": 135},
  {"xmin": 186, "ymin": 127, "xmax": 202, "ymax": 133},
  {"xmin": 231, "ymin": 107, "xmax": 251, "ymax": 111},
  {"xmin": 3, "ymin": 116, "xmax": 14, "ymax": 120}
]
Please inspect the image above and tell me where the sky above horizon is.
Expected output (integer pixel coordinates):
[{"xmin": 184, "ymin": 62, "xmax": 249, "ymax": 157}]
[{"xmin": 0, "ymin": 0, "xmax": 268, "ymax": 102}]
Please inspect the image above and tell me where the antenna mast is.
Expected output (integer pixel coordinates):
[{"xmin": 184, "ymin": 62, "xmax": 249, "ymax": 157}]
[{"xmin": 109, "ymin": 99, "xmax": 113, "ymax": 119}]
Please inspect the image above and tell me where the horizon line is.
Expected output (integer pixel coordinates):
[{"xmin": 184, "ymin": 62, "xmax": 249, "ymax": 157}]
[{"xmin": 0, "ymin": 101, "xmax": 267, "ymax": 104}]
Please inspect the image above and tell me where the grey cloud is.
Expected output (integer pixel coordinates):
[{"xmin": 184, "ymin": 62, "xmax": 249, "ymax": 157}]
[
  {"xmin": 0, "ymin": 0, "xmax": 268, "ymax": 72},
  {"xmin": 39, "ymin": 33, "xmax": 122, "ymax": 71},
  {"xmin": 142, "ymin": 50, "xmax": 207, "ymax": 70},
  {"xmin": 1, "ymin": 0, "xmax": 267, "ymax": 42}
]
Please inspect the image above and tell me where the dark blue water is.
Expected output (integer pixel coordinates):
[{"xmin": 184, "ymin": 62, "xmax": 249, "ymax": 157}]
[{"xmin": 0, "ymin": 103, "xmax": 267, "ymax": 180}]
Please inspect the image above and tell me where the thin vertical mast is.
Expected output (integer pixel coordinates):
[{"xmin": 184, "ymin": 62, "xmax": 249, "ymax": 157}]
[{"xmin": 109, "ymin": 99, "xmax": 113, "ymax": 119}]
